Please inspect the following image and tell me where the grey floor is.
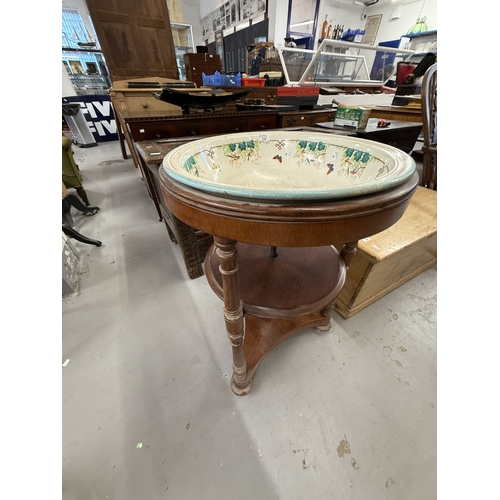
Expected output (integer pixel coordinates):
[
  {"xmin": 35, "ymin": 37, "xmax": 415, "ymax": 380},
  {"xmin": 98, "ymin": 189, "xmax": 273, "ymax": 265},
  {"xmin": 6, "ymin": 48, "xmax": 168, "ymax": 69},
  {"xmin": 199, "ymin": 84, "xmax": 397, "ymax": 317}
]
[{"xmin": 62, "ymin": 140, "xmax": 436, "ymax": 500}]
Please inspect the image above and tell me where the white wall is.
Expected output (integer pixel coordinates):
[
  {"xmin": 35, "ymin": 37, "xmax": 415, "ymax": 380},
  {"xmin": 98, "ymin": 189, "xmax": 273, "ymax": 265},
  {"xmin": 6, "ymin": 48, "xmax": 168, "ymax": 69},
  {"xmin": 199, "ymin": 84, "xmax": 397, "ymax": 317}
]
[
  {"xmin": 266, "ymin": 0, "xmax": 289, "ymax": 46},
  {"xmin": 175, "ymin": 0, "xmax": 204, "ymax": 48},
  {"xmin": 196, "ymin": 0, "xmax": 436, "ymax": 47},
  {"xmin": 318, "ymin": 0, "xmax": 436, "ymax": 46},
  {"xmin": 317, "ymin": 3, "xmax": 362, "ymax": 42},
  {"xmin": 362, "ymin": 0, "xmax": 436, "ymax": 43}
]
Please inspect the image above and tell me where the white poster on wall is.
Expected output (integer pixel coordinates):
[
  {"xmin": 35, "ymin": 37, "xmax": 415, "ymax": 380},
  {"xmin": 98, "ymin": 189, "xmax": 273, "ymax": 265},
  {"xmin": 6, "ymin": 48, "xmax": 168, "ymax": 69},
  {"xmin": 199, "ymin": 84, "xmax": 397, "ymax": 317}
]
[
  {"xmin": 202, "ymin": 0, "xmax": 266, "ymax": 40},
  {"xmin": 230, "ymin": 0, "xmax": 237, "ymax": 24},
  {"xmin": 241, "ymin": 0, "xmax": 256, "ymax": 20}
]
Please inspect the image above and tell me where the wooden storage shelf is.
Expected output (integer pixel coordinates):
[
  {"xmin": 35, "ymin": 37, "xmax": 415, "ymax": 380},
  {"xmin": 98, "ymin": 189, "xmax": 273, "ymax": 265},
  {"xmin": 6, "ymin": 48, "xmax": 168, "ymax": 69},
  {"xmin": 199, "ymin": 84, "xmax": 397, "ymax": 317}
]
[{"xmin": 333, "ymin": 186, "xmax": 437, "ymax": 318}]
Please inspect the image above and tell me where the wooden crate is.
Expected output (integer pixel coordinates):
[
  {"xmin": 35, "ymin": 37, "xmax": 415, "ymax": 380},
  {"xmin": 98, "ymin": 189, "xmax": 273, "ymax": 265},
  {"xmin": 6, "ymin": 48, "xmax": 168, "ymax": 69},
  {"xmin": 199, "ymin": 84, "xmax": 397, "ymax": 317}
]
[{"xmin": 334, "ymin": 186, "xmax": 437, "ymax": 318}]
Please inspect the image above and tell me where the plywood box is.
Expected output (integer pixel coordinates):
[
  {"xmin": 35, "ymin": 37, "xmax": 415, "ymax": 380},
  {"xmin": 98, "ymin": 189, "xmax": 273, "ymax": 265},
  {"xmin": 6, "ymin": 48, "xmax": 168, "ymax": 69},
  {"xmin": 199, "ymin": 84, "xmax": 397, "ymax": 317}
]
[{"xmin": 334, "ymin": 186, "xmax": 437, "ymax": 318}]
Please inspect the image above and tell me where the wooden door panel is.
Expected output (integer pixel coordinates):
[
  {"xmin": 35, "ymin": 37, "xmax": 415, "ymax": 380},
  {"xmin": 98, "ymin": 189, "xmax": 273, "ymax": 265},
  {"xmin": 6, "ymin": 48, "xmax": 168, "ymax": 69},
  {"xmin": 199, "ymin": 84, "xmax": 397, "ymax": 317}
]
[{"xmin": 85, "ymin": 0, "xmax": 178, "ymax": 82}]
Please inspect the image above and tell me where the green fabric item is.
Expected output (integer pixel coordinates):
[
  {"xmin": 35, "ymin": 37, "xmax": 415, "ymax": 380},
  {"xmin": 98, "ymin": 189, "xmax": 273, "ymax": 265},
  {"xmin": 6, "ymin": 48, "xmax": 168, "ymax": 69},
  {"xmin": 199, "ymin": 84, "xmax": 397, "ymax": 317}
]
[{"xmin": 62, "ymin": 136, "xmax": 83, "ymax": 189}]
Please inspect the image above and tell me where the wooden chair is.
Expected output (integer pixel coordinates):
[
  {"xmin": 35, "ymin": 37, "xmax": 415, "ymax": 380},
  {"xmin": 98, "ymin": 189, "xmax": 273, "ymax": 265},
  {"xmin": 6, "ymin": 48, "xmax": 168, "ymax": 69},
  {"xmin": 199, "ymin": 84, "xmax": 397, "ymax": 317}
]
[{"xmin": 420, "ymin": 63, "xmax": 437, "ymax": 190}]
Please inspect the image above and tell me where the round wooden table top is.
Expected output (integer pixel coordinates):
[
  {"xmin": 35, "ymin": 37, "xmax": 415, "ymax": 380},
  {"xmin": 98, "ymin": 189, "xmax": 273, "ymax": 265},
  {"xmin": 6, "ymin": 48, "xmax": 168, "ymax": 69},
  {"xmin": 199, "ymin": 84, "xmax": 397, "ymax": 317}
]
[{"xmin": 159, "ymin": 168, "xmax": 419, "ymax": 247}]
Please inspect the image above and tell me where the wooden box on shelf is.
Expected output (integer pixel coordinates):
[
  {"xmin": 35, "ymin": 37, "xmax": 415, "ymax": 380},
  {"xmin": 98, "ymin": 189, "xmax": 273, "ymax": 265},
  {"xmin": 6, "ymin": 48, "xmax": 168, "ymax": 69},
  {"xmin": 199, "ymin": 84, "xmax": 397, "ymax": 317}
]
[{"xmin": 333, "ymin": 186, "xmax": 437, "ymax": 318}]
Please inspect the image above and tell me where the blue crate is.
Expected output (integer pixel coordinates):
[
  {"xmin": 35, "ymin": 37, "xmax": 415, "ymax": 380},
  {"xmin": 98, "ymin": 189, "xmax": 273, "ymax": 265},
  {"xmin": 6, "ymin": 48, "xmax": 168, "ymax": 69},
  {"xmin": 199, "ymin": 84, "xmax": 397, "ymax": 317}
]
[
  {"xmin": 202, "ymin": 71, "xmax": 241, "ymax": 86},
  {"xmin": 341, "ymin": 29, "xmax": 366, "ymax": 42}
]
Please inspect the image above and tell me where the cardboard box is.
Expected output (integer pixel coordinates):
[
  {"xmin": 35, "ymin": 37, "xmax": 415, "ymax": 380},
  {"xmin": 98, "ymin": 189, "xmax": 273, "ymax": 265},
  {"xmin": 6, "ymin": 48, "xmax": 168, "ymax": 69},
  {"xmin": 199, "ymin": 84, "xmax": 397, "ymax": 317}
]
[{"xmin": 334, "ymin": 106, "xmax": 371, "ymax": 129}]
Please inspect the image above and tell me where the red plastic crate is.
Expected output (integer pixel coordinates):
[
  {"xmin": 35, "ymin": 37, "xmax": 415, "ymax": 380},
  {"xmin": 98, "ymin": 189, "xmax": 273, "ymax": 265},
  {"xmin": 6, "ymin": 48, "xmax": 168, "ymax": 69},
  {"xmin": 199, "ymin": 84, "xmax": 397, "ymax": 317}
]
[{"xmin": 241, "ymin": 77, "xmax": 266, "ymax": 87}]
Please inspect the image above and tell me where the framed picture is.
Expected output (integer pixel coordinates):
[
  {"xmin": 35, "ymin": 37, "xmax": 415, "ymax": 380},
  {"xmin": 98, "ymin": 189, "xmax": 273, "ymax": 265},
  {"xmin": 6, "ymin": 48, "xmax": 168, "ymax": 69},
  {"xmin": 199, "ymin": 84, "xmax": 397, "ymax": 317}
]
[
  {"xmin": 362, "ymin": 14, "xmax": 383, "ymax": 45},
  {"xmin": 215, "ymin": 30, "xmax": 224, "ymax": 71}
]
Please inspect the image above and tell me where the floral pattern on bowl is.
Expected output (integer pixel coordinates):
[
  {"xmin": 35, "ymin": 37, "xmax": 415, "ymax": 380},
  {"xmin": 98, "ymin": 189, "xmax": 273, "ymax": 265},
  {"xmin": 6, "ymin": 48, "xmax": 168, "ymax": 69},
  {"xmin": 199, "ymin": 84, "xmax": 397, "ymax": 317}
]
[{"xmin": 163, "ymin": 131, "xmax": 415, "ymax": 200}]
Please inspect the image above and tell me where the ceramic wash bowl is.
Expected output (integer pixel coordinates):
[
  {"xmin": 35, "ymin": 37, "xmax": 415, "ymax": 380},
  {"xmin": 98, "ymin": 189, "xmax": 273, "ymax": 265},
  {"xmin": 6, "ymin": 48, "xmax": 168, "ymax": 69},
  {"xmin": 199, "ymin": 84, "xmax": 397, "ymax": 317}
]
[{"xmin": 162, "ymin": 131, "xmax": 416, "ymax": 200}]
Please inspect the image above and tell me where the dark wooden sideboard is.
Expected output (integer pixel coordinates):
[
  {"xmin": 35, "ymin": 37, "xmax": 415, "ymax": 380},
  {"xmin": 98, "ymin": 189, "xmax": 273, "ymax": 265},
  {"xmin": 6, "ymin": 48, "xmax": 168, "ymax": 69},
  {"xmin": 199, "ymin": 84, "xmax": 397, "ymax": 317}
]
[
  {"xmin": 121, "ymin": 109, "xmax": 278, "ymax": 142},
  {"xmin": 120, "ymin": 107, "xmax": 338, "ymax": 143},
  {"xmin": 317, "ymin": 118, "xmax": 422, "ymax": 154}
]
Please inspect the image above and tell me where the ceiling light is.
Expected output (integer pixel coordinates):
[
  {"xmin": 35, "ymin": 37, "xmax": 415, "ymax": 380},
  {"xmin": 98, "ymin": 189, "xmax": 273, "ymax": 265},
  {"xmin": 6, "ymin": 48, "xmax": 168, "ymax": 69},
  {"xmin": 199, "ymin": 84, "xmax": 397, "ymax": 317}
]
[{"xmin": 354, "ymin": 0, "xmax": 379, "ymax": 6}]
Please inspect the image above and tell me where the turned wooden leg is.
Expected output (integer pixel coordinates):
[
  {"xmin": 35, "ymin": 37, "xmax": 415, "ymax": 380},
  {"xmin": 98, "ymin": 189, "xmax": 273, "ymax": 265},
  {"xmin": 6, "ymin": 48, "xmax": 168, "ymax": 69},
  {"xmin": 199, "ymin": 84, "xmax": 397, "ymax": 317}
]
[
  {"xmin": 341, "ymin": 241, "xmax": 358, "ymax": 269},
  {"xmin": 213, "ymin": 237, "xmax": 251, "ymax": 395},
  {"xmin": 316, "ymin": 302, "xmax": 335, "ymax": 332},
  {"xmin": 316, "ymin": 242, "xmax": 357, "ymax": 331}
]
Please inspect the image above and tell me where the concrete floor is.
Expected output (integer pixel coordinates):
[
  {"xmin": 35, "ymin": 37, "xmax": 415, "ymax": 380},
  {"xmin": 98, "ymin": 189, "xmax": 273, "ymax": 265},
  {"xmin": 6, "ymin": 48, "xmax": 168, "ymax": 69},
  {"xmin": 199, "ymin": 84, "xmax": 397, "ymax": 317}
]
[{"xmin": 62, "ymin": 140, "xmax": 436, "ymax": 500}]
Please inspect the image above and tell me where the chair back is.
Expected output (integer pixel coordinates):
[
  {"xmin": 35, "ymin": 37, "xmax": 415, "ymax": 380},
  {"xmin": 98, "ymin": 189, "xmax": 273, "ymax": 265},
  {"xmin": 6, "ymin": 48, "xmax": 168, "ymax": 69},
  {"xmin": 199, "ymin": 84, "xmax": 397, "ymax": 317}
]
[
  {"xmin": 420, "ymin": 63, "xmax": 437, "ymax": 189},
  {"xmin": 421, "ymin": 63, "xmax": 437, "ymax": 148}
]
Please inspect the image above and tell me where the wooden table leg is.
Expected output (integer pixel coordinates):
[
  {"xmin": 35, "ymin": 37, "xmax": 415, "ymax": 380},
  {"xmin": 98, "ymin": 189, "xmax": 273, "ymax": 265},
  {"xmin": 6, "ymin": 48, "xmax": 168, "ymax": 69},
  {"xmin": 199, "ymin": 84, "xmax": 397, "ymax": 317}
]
[
  {"xmin": 213, "ymin": 237, "xmax": 252, "ymax": 395},
  {"xmin": 206, "ymin": 242, "xmax": 347, "ymax": 395},
  {"xmin": 136, "ymin": 150, "xmax": 163, "ymax": 222},
  {"xmin": 111, "ymin": 102, "xmax": 128, "ymax": 160},
  {"xmin": 316, "ymin": 242, "xmax": 357, "ymax": 332},
  {"xmin": 341, "ymin": 241, "xmax": 358, "ymax": 268},
  {"xmin": 316, "ymin": 302, "xmax": 335, "ymax": 332},
  {"xmin": 116, "ymin": 118, "xmax": 128, "ymax": 160}
]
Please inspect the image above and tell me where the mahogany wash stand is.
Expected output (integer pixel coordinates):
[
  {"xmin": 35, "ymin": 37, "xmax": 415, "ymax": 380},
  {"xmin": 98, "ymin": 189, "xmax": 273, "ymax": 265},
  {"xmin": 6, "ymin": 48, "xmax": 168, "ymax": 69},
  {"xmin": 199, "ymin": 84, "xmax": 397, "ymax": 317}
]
[{"xmin": 160, "ymin": 169, "xmax": 419, "ymax": 395}]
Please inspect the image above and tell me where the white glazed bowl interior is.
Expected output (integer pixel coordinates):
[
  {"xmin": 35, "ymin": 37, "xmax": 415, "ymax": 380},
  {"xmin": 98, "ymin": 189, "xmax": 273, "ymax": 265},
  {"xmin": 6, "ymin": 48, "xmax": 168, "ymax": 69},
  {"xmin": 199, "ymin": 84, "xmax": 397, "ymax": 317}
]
[{"xmin": 162, "ymin": 131, "xmax": 416, "ymax": 200}]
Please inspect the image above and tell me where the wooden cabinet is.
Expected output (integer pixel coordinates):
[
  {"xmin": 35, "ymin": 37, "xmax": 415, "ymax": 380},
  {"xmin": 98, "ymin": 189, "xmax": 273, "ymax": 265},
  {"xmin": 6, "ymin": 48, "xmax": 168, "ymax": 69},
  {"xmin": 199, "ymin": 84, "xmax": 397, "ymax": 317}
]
[
  {"xmin": 278, "ymin": 108, "xmax": 337, "ymax": 128},
  {"xmin": 184, "ymin": 53, "xmax": 222, "ymax": 87},
  {"xmin": 122, "ymin": 110, "xmax": 279, "ymax": 142},
  {"xmin": 246, "ymin": 114, "xmax": 279, "ymax": 131},
  {"xmin": 120, "ymin": 106, "xmax": 342, "ymax": 147},
  {"xmin": 317, "ymin": 118, "xmax": 422, "ymax": 154}
]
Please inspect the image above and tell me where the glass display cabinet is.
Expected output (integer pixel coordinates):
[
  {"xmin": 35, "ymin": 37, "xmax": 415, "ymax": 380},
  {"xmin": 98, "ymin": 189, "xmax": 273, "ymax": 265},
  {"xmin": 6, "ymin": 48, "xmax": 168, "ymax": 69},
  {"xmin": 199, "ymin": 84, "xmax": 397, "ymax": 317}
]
[
  {"xmin": 276, "ymin": 39, "xmax": 414, "ymax": 87},
  {"xmin": 171, "ymin": 23, "xmax": 194, "ymax": 80}
]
